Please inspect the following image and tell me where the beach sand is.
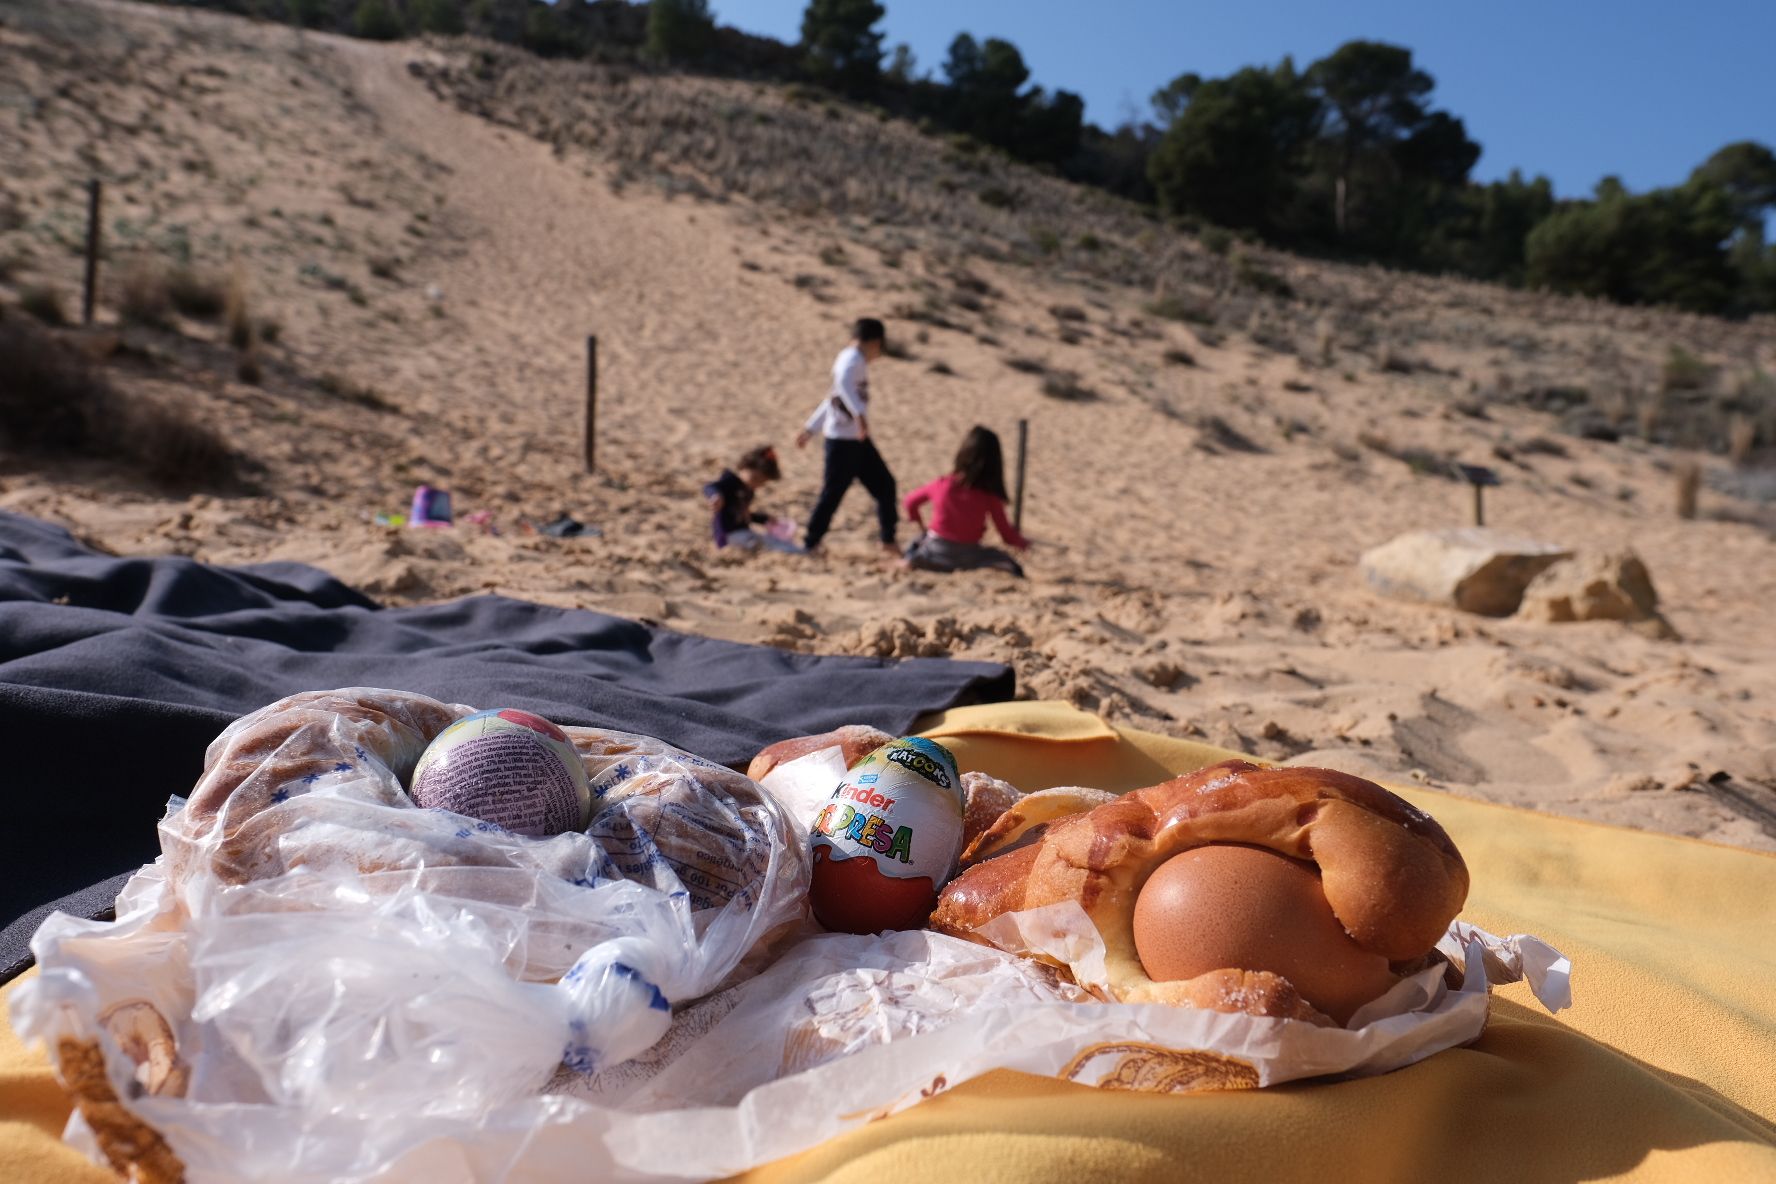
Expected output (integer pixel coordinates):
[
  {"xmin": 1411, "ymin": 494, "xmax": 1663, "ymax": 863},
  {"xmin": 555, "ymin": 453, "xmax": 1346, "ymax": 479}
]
[{"xmin": 2, "ymin": 0, "xmax": 1773, "ymax": 851}]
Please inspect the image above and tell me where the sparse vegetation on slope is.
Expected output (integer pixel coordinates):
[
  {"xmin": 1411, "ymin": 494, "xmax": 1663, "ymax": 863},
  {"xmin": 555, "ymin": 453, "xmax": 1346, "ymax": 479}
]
[{"xmin": 0, "ymin": 317, "xmax": 252, "ymax": 490}]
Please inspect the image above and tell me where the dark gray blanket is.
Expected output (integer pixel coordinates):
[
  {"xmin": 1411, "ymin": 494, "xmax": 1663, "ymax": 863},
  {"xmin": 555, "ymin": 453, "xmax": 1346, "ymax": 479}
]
[{"xmin": 0, "ymin": 512, "xmax": 1011, "ymax": 978}]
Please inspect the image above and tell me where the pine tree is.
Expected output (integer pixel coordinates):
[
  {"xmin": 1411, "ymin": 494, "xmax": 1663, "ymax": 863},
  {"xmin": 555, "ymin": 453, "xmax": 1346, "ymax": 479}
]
[
  {"xmin": 352, "ymin": 0, "xmax": 405, "ymax": 41},
  {"xmin": 412, "ymin": 0, "xmax": 465, "ymax": 36},
  {"xmin": 647, "ymin": 0, "xmax": 714, "ymax": 64},
  {"xmin": 800, "ymin": 0, "xmax": 885, "ymax": 92}
]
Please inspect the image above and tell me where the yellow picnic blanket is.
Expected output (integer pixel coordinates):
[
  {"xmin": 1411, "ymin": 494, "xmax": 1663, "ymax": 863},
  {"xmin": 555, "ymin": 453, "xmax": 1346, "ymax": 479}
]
[{"xmin": 4, "ymin": 701, "xmax": 1774, "ymax": 1183}]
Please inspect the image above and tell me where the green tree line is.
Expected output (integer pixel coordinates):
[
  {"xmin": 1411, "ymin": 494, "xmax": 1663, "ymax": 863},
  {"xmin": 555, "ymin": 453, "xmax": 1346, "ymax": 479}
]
[
  {"xmin": 166, "ymin": 0, "xmax": 1776, "ymax": 316},
  {"xmin": 1143, "ymin": 44, "xmax": 1775, "ymax": 315}
]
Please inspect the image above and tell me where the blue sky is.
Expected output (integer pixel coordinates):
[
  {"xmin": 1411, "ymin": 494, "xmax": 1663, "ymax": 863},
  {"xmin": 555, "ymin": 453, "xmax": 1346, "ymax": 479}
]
[{"xmin": 707, "ymin": 0, "xmax": 1776, "ymax": 201}]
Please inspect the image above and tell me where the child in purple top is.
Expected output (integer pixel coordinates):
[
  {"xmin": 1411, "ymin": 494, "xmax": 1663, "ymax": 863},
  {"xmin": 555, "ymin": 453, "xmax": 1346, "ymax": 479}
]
[{"xmin": 704, "ymin": 446, "xmax": 802, "ymax": 552}]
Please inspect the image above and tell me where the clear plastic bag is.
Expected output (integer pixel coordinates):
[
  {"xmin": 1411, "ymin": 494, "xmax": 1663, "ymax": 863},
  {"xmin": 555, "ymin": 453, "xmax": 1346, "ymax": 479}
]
[
  {"xmin": 13, "ymin": 871, "xmax": 1568, "ymax": 1183},
  {"xmin": 9, "ymin": 705, "xmax": 1570, "ymax": 1183},
  {"xmin": 13, "ymin": 688, "xmax": 811, "ymax": 1179}
]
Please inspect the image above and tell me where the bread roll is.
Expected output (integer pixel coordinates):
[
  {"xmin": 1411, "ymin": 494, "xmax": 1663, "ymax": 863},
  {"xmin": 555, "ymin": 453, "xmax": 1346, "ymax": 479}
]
[{"xmin": 930, "ymin": 760, "xmax": 1469, "ymax": 1026}]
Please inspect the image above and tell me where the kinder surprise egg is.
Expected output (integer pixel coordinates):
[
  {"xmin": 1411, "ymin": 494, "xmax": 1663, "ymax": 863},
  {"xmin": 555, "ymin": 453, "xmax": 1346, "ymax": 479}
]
[
  {"xmin": 807, "ymin": 736, "xmax": 963, "ymax": 934},
  {"xmin": 410, "ymin": 708, "xmax": 591, "ymax": 836}
]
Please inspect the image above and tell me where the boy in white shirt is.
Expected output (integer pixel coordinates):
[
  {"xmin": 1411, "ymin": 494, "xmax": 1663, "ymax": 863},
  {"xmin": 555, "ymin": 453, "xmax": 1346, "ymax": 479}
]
[{"xmin": 795, "ymin": 317, "xmax": 899, "ymax": 558}]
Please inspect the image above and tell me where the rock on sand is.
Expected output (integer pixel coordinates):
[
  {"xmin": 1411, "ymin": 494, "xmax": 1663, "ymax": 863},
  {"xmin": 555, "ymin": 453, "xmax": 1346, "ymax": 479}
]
[
  {"xmin": 1360, "ymin": 528, "xmax": 1572, "ymax": 616},
  {"xmin": 1517, "ymin": 550, "xmax": 1677, "ymax": 638}
]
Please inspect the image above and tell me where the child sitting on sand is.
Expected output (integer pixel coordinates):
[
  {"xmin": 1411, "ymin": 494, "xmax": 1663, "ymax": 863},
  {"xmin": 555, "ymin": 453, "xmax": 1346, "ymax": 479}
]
[
  {"xmin": 704, "ymin": 446, "xmax": 802, "ymax": 552},
  {"xmin": 902, "ymin": 426, "xmax": 1029, "ymax": 576}
]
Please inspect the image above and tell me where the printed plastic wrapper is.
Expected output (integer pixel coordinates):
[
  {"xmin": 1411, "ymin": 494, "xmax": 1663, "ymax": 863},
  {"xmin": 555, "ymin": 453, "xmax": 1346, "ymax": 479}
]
[{"xmin": 11, "ymin": 713, "xmax": 1571, "ymax": 1183}]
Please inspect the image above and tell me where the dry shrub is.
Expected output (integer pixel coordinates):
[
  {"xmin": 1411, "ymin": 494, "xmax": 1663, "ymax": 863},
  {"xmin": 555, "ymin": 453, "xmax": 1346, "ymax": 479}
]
[
  {"xmin": 1162, "ymin": 346, "xmax": 1195, "ymax": 366},
  {"xmin": 949, "ymin": 289, "xmax": 985, "ymax": 313},
  {"xmin": 1675, "ymin": 460, "xmax": 1701, "ymax": 520},
  {"xmin": 225, "ymin": 265, "xmax": 254, "ymax": 351},
  {"xmin": 125, "ymin": 394, "xmax": 245, "ymax": 487},
  {"xmin": 0, "ymin": 317, "xmax": 248, "ymax": 489},
  {"xmin": 1357, "ymin": 429, "xmax": 1447, "ymax": 475},
  {"xmin": 118, "ymin": 261, "xmax": 172, "ymax": 327},
  {"xmin": 1247, "ymin": 307, "xmax": 1295, "ymax": 353},
  {"xmin": 1635, "ymin": 393, "xmax": 1663, "ymax": 440},
  {"xmin": 20, "ymin": 283, "xmax": 65, "ymax": 325},
  {"xmin": 1145, "ymin": 292, "xmax": 1215, "ymax": 326},
  {"xmin": 1730, "ymin": 370, "xmax": 1776, "ymax": 454},
  {"xmin": 1517, "ymin": 436, "xmax": 1570, "ymax": 458},
  {"xmin": 1661, "ymin": 347, "xmax": 1712, "ymax": 393},
  {"xmin": 0, "ymin": 317, "xmax": 100, "ymax": 448},
  {"xmin": 317, "ymin": 371, "xmax": 397, "ymax": 412},
  {"xmin": 949, "ymin": 269, "xmax": 997, "ymax": 297},
  {"xmin": 167, "ymin": 266, "xmax": 226, "ymax": 319},
  {"xmin": 1040, "ymin": 371, "xmax": 1097, "ymax": 402},
  {"xmin": 1727, "ymin": 414, "xmax": 1755, "ymax": 466},
  {"xmin": 1234, "ymin": 255, "xmax": 1293, "ymax": 299},
  {"xmin": 1194, "ymin": 414, "xmax": 1265, "ymax": 454},
  {"xmin": 1376, "ymin": 341, "xmax": 1416, "ymax": 374},
  {"xmin": 890, "ymin": 298, "xmax": 960, "ymax": 330}
]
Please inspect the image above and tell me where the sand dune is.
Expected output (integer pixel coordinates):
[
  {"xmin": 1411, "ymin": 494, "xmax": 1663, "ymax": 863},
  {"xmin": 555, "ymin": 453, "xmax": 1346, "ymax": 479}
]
[{"xmin": 1, "ymin": 0, "xmax": 1773, "ymax": 851}]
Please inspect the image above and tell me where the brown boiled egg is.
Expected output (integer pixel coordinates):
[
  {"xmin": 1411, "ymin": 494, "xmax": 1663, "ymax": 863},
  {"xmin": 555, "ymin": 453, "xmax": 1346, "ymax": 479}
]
[{"xmin": 1131, "ymin": 842, "xmax": 1398, "ymax": 1025}]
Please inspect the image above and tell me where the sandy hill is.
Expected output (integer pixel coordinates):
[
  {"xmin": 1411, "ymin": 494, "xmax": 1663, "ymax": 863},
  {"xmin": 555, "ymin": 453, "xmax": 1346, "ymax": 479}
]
[{"xmin": 1, "ymin": 0, "xmax": 1773, "ymax": 850}]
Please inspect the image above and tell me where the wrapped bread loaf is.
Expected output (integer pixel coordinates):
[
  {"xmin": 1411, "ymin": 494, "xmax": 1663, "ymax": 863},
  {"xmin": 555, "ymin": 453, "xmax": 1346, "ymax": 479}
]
[{"xmin": 165, "ymin": 688, "xmax": 804, "ymax": 938}]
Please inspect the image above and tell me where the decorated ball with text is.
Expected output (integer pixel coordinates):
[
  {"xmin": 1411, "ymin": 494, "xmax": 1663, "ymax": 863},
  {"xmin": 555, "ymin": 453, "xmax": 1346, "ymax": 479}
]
[{"xmin": 410, "ymin": 708, "xmax": 591, "ymax": 836}]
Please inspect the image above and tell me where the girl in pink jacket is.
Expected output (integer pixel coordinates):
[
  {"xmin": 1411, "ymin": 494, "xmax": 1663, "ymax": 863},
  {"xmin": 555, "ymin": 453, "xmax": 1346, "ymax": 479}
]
[{"xmin": 902, "ymin": 426, "xmax": 1029, "ymax": 576}]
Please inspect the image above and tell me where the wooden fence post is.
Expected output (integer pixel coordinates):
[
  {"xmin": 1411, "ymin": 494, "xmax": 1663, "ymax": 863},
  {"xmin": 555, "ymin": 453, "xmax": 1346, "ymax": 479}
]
[
  {"xmin": 585, "ymin": 335, "xmax": 597, "ymax": 473},
  {"xmin": 82, "ymin": 179, "xmax": 102, "ymax": 326},
  {"xmin": 1013, "ymin": 418, "xmax": 1028, "ymax": 531}
]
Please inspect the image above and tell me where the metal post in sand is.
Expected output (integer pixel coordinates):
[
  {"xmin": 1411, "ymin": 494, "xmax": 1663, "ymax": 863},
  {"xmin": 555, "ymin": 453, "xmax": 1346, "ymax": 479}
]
[{"xmin": 1450, "ymin": 463, "xmax": 1499, "ymax": 528}]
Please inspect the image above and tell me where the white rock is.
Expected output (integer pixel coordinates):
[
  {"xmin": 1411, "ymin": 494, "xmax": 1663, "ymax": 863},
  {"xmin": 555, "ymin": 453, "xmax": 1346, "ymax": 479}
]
[{"xmin": 1359, "ymin": 528, "xmax": 1572, "ymax": 616}]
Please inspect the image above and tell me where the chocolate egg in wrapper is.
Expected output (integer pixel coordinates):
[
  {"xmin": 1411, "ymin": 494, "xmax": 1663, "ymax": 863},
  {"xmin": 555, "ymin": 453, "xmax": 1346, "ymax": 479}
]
[
  {"xmin": 808, "ymin": 736, "xmax": 964, "ymax": 934},
  {"xmin": 410, "ymin": 708, "xmax": 592, "ymax": 836}
]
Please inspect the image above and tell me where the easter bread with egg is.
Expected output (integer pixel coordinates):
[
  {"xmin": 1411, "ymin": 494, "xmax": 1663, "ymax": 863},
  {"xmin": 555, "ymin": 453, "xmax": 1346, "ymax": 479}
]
[{"xmin": 929, "ymin": 760, "xmax": 1469, "ymax": 1027}]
